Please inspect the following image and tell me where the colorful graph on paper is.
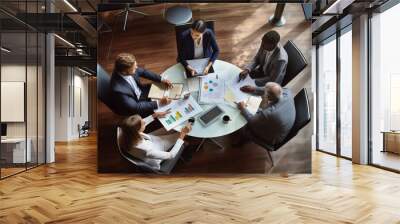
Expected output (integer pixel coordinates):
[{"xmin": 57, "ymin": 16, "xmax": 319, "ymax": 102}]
[
  {"xmin": 199, "ymin": 73, "xmax": 225, "ymax": 104},
  {"xmin": 155, "ymin": 96, "xmax": 203, "ymax": 131}
]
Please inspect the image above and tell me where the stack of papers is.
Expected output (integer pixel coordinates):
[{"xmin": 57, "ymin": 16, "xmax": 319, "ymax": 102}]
[
  {"xmin": 148, "ymin": 83, "xmax": 184, "ymax": 99},
  {"xmin": 186, "ymin": 77, "xmax": 200, "ymax": 92},
  {"xmin": 225, "ymin": 75, "xmax": 255, "ymax": 102},
  {"xmin": 199, "ymin": 73, "xmax": 225, "ymax": 104}
]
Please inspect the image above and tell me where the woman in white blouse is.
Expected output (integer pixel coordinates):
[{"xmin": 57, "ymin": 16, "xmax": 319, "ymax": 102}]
[{"xmin": 118, "ymin": 112, "xmax": 192, "ymax": 169}]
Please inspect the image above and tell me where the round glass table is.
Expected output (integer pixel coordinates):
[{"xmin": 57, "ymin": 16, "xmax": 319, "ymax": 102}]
[{"xmin": 161, "ymin": 60, "xmax": 256, "ymax": 139}]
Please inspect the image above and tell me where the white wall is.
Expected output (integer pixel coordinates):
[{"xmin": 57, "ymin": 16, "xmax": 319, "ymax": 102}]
[
  {"xmin": 55, "ymin": 66, "xmax": 70, "ymax": 141},
  {"xmin": 1, "ymin": 65, "xmax": 40, "ymax": 137},
  {"xmin": 54, "ymin": 67, "xmax": 89, "ymax": 141},
  {"xmin": 1, "ymin": 63, "xmax": 46, "ymax": 164}
]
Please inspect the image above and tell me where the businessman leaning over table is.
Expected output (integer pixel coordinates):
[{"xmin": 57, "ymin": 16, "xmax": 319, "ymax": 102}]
[
  {"xmin": 110, "ymin": 53, "xmax": 174, "ymax": 118},
  {"xmin": 235, "ymin": 82, "xmax": 295, "ymax": 147},
  {"xmin": 238, "ymin": 30, "xmax": 288, "ymax": 94}
]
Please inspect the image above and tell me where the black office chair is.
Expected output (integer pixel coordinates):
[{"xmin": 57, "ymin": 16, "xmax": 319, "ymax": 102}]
[
  {"xmin": 97, "ymin": 64, "xmax": 117, "ymax": 112},
  {"xmin": 281, "ymin": 40, "xmax": 308, "ymax": 87},
  {"xmin": 174, "ymin": 20, "xmax": 215, "ymax": 57},
  {"xmin": 78, "ymin": 121, "xmax": 90, "ymax": 138},
  {"xmin": 116, "ymin": 127, "xmax": 185, "ymax": 174},
  {"xmin": 252, "ymin": 88, "xmax": 311, "ymax": 167}
]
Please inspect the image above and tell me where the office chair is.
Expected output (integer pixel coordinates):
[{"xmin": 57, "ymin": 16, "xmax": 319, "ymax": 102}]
[
  {"xmin": 281, "ymin": 40, "xmax": 308, "ymax": 87},
  {"xmin": 97, "ymin": 64, "xmax": 115, "ymax": 111},
  {"xmin": 114, "ymin": 3, "xmax": 148, "ymax": 31},
  {"xmin": 78, "ymin": 121, "xmax": 90, "ymax": 138},
  {"xmin": 116, "ymin": 127, "xmax": 185, "ymax": 174},
  {"xmin": 252, "ymin": 88, "xmax": 311, "ymax": 167}
]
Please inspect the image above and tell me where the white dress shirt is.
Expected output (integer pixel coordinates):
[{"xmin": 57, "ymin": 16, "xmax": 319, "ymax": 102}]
[
  {"xmin": 194, "ymin": 37, "xmax": 204, "ymax": 59},
  {"xmin": 120, "ymin": 74, "xmax": 167, "ymax": 107},
  {"xmin": 127, "ymin": 115, "xmax": 184, "ymax": 170},
  {"xmin": 120, "ymin": 74, "xmax": 141, "ymax": 99}
]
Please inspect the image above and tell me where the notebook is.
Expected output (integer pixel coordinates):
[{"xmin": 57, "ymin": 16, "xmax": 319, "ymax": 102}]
[{"xmin": 148, "ymin": 83, "xmax": 184, "ymax": 99}]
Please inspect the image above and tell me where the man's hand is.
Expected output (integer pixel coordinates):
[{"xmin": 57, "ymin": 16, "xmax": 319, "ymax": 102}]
[
  {"xmin": 159, "ymin": 96, "xmax": 171, "ymax": 106},
  {"xmin": 152, "ymin": 109, "xmax": 171, "ymax": 118},
  {"xmin": 238, "ymin": 69, "xmax": 250, "ymax": 82},
  {"xmin": 161, "ymin": 79, "xmax": 173, "ymax": 89},
  {"xmin": 240, "ymin": 85, "xmax": 256, "ymax": 93},
  {"xmin": 179, "ymin": 123, "xmax": 192, "ymax": 139},
  {"xmin": 236, "ymin": 101, "xmax": 247, "ymax": 110},
  {"xmin": 187, "ymin": 66, "xmax": 196, "ymax": 77}
]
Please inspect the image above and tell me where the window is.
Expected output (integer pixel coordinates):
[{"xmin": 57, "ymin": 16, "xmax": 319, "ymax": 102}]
[
  {"xmin": 370, "ymin": 3, "xmax": 400, "ymax": 171},
  {"xmin": 316, "ymin": 26, "xmax": 353, "ymax": 159},
  {"xmin": 0, "ymin": 2, "xmax": 47, "ymax": 179},
  {"xmin": 339, "ymin": 28, "xmax": 352, "ymax": 158},
  {"xmin": 317, "ymin": 36, "xmax": 337, "ymax": 154}
]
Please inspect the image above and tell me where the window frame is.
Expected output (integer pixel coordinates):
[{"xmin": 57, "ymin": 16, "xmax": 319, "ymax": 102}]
[{"xmin": 315, "ymin": 24, "xmax": 353, "ymax": 160}]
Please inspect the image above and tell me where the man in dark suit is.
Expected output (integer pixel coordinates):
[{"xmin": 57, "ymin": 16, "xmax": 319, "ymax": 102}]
[
  {"xmin": 177, "ymin": 20, "xmax": 220, "ymax": 76},
  {"xmin": 239, "ymin": 30, "xmax": 288, "ymax": 93},
  {"xmin": 237, "ymin": 82, "xmax": 295, "ymax": 146},
  {"xmin": 110, "ymin": 53, "xmax": 172, "ymax": 117}
]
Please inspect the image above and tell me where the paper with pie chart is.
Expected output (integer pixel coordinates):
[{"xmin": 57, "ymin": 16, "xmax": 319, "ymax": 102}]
[{"xmin": 199, "ymin": 73, "xmax": 225, "ymax": 104}]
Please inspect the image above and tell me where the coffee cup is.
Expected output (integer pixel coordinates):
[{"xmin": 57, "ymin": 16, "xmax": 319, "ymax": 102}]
[
  {"xmin": 222, "ymin": 115, "xmax": 231, "ymax": 124},
  {"xmin": 188, "ymin": 117, "xmax": 195, "ymax": 124}
]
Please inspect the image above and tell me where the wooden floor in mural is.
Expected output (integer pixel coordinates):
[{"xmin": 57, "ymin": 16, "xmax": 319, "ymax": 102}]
[{"xmin": 1, "ymin": 134, "xmax": 400, "ymax": 223}]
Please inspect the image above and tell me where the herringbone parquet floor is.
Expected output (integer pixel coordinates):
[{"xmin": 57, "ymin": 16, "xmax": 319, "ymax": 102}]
[{"xmin": 1, "ymin": 134, "xmax": 400, "ymax": 223}]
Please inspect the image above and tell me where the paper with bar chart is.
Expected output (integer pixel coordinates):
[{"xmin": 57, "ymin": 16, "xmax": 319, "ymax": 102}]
[{"xmin": 155, "ymin": 95, "xmax": 203, "ymax": 131}]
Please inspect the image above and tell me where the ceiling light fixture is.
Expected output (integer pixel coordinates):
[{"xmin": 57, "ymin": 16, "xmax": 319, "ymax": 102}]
[
  {"xmin": 78, "ymin": 67, "xmax": 93, "ymax": 76},
  {"xmin": 1, "ymin": 47, "xmax": 11, "ymax": 53},
  {"xmin": 63, "ymin": 0, "xmax": 78, "ymax": 12},
  {"xmin": 322, "ymin": 0, "xmax": 355, "ymax": 15},
  {"xmin": 54, "ymin": 34, "xmax": 75, "ymax": 48}
]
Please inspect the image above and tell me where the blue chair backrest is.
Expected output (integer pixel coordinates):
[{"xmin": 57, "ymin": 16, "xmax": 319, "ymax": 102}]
[{"xmin": 97, "ymin": 64, "xmax": 113, "ymax": 108}]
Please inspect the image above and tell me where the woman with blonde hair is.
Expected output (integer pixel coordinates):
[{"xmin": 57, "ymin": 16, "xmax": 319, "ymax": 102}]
[{"xmin": 118, "ymin": 112, "xmax": 192, "ymax": 170}]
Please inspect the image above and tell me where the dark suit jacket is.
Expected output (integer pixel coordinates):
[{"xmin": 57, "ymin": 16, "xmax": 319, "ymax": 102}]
[
  {"xmin": 241, "ymin": 88, "xmax": 295, "ymax": 146},
  {"xmin": 177, "ymin": 28, "xmax": 220, "ymax": 67},
  {"xmin": 110, "ymin": 68, "xmax": 162, "ymax": 117},
  {"xmin": 247, "ymin": 44, "xmax": 288, "ymax": 86}
]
